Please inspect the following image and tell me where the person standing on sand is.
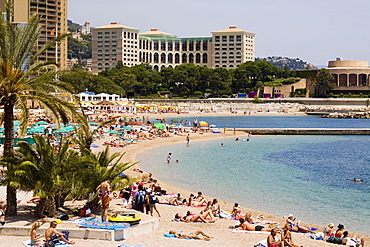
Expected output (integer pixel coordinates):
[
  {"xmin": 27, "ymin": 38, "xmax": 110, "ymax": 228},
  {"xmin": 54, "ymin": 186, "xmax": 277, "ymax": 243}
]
[
  {"xmin": 223, "ymin": 126, "xmax": 227, "ymax": 133},
  {"xmin": 96, "ymin": 177, "xmax": 111, "ymax": 222},
  {"xmin": 186, "ymin": 134, "xmax": 190, "ymax": 144}
]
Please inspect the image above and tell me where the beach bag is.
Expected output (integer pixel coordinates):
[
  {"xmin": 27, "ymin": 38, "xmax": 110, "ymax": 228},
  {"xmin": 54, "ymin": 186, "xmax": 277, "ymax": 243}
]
[
  {"xmin": 326, "ymin": 235, "xmax": 342, "ymax": 244},
  {"xmin": 43, "ymin": 240, "xmax": 55, "ymax": 247},
  {"xmin": 62, "ymin": 231, "xmax": 69, "ymax": 240},
  {"xmin": 58, "ymin": 214, "xmax": 69, "ymax": 220},
  {"xmin": 136, "ymin": 191, "xmax": 145, "ymax": 204}
]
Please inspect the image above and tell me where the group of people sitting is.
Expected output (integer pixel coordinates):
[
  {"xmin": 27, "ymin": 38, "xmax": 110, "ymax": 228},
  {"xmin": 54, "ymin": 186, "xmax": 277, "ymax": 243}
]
[
  {"xmin": 30, "ymin": 221, "xmax": 75, "ymax": 246},
  {"xmin": 320, "ymin": 223, "xmax": 366, "ymax": 247}
]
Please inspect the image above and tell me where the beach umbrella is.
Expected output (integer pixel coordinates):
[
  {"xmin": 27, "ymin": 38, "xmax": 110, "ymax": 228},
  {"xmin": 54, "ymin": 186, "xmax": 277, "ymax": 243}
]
[
  {"xmin": 27, "ymin": 126, "xmax": 45, "ymax": 133},
  {"xmin": 35, "ymin": 121, "xmax": 49, "ymax": 125},
  {"xmin": 154, "ymin": 122, "xmax": 165, "ymax": 130},
  {"xmin": 88, "ymin": 122, "xmax": 100, "ymax": 126},
  {"xmin": 91, "ymin": 144, "xmax": 99, "ymax": 148},
  {"xmin": 199, "ymin": 121, "xmax": 209, "ymax": 127},
  {"xmin": 107, "ymin": 130, "xmax": 119, "ymax": 134},
  {"xmin": 13, "ymin": 121, "xmax": 20, "ymax": 126}
]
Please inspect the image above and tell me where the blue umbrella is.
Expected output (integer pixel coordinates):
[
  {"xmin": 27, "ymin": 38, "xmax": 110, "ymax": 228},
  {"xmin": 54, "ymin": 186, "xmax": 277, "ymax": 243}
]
[
  {"xmin": 35, "ymin": 121, "xmax": 49, "ymax": 125},
  {"xmin": 107, "ymin": 130, "xmax": 119, "ymax": 134},
  {"xmin": 88, "ymin": 122, "xmax": 100, "ymax": 126}
]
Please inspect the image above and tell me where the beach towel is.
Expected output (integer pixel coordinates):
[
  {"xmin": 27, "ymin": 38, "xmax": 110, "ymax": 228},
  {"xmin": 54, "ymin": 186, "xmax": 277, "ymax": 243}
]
[
  {"xmin": 72, "ymin": 217, "xmax": 130, "ymax": 230},
  {"xmin": 22, "ymin": 240, "xmax": 71, "ymax": 247},
  {"xmin": 232, "ymin": 229, "xmax": 269, "ymax": 234},
  {"xmin": 254, "ymin": 239, "xmax": 268, "ymax": 247},
  {"xmin": 118, "ymin": 245, "xmax": 146, "ymax": 247},
  {"xmin": 164, "ymin": 233, "xmax": 206, "ymax": 240}
]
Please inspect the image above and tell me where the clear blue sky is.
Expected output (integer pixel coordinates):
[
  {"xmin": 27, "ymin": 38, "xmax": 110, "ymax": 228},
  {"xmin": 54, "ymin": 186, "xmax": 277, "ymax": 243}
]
[{"xmin": 69, "ymin": 0, "xmax": 370, "ymax": 66}]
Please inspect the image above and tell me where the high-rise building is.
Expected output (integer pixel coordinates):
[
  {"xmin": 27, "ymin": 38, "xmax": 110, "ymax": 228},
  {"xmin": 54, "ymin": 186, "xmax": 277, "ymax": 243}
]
[
  {"xmin": 0, "ymin": 0, "xmax": 68, "ymax": 69},
  {"xmin": 91, "ymin": 22, "xmax": 255, "ymax": 74}
]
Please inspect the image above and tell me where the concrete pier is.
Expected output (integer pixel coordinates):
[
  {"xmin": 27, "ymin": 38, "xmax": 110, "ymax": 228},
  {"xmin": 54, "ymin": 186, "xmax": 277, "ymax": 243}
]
[{"xmin": 237, "ymin": 128, "xmax": 370, "ymax": 135}]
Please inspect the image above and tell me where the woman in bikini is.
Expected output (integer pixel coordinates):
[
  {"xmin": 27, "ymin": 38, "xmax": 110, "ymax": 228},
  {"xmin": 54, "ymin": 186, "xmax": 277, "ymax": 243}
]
[
  {"xmin": 30, "ymin": 222, "xmax": 43, "ymax": 246},
  {"xmin": 282, "ymin": 224, "xmax": 299, "ymax": 247},
  {"xmin": 168, "ymin": 230, "xmax": 211, "ymax": 241},
  {"xmin": 175, "ymin": 211, "xmax": 215, "ymax": 223}
]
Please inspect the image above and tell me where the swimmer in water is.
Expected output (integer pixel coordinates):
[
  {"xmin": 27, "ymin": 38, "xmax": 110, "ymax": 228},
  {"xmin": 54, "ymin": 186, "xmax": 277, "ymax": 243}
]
[{"xmin": 353, "ymin": 178, "xmax": 363, "ymax": 183}]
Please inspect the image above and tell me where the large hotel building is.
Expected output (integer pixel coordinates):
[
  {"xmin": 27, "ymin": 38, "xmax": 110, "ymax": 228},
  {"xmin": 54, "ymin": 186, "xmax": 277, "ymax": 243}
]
[
  {"xmin": 0, "ymin": 0, "xmax": 68, "ymax": 69},
  {"xmin": 92, "ymin": 23, "xmax": 255, "ymax": 74}
]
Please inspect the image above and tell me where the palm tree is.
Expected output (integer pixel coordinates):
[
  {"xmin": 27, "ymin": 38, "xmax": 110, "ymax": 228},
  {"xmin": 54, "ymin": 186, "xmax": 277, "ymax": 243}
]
[
  {"xmin": 0, "ymin": 0, "xmax": 84, "ymax": 216},
  {"xmin": 2, "ymin": 135, "xmax": 81, "ymax": 217},
  {"xmin": 77, "ymin": 146, "xmax": 136, "ymax": 213}
]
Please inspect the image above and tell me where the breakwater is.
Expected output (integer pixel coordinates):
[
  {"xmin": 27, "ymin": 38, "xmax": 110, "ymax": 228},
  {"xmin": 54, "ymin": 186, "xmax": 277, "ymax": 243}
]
[{"xmin": 237, "ymin": 128, "xmax": 370, "ymax": 135}]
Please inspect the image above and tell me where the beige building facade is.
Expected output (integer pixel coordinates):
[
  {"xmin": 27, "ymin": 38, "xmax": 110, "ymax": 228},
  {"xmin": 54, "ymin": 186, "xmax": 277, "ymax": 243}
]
[
  {"xmin": 327, "ymin": 59, "xmax": 370, "ymax": 88},
  {"xmin": 92, "ymin": 23, "xmax": 255, "ymax": 74},
  {"xmin": 0, "ymin": 0, "xmax": 68, "ymax": 69}
]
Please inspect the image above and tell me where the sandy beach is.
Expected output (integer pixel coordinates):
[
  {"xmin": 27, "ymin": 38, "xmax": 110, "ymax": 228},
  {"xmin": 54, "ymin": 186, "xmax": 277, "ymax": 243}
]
[{"xmin": 1, "ymin": 111, "xmax": 369, "ymax": 247}]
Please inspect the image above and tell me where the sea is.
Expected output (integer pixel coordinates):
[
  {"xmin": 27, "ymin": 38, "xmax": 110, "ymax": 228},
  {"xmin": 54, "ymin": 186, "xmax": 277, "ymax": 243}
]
[{"xmin": 138, "ymin": 115, "xmax": 370, "ymax": 235}]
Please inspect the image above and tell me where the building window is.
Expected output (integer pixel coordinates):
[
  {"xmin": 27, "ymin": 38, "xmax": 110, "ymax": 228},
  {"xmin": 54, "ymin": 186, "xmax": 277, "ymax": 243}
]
[
  {"xmin": 215, "ymin": 36, "xmax": 220, "ymax": 42},
  {"xmin": 222, "ymin": 36, "xmax": 227, "ymax": 42},
  {"xmin": 196, "ymin": 41, "xmax": 201, "ymax": 51},
  {"xmin": 161, "ymin": 41, "xmax": 166, "ymax": 51},
  {"xmin": 182, "ymin": 41, "xmax": 187, "ymax": 51},
  {"xmin": 189, "ymin": 41, "xmax": 194, "ymax": 51},
  {"xmin": 203, "ymin": 41, "xmax": 208, "ymax": 50},
  {"xmin": 236, "ymin": 35, "xmax": 242, "ymax": 41},
  {"xmin": 229, "ymin": 35, "xmax": 234, "ymax": 42}
]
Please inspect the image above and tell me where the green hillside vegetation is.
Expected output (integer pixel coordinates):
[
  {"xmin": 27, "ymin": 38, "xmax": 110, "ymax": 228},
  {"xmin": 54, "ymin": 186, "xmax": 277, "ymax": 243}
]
[
  {"xmin": 62, "ymin": 61, "xmax": 302, "ymax": 98},
  {"xmin": 256, "ymin": 56, "xmax": 315, "ymax": 70}
]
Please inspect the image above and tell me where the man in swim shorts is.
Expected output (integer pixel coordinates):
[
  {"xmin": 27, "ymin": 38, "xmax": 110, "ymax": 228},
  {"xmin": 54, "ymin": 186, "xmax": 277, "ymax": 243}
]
[
  {"xmin": 96, "ymin": 177, "xmax": 111, "ymax": 222},
  {"xmin": 235, "ymin": 218, "xmax": 271, "ymax": 232},
  {"xmin": 267, "ymin": 228, "xmax": 283, "ymax": 247},
  {"xmin": 45, "ymin": 221, "xmax": 75, "ymax": 244}
]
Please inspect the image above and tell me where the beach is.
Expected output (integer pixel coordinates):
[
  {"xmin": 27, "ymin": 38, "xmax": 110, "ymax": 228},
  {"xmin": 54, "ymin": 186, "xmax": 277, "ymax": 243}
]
[{"xmin": 1, "ymin": 111, "xmax": 369, "ymax": 247}]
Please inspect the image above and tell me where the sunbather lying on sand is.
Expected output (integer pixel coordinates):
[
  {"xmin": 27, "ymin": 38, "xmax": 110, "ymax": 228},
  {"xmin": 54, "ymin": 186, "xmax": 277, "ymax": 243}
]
[
  {"xmin": 233, "ymin": 218, "xmax": 271, "ymax": 232},
  {"xmin": 244, "ymin": 213, "xmax": 277, "ymax": 224},
  {"xmin": 158, "ymin": 194, "xmax": 186, "ymax": 206},
  {"xmin": 175, "ymin": 211, "xmax": 215, "ymax": 223},
  {"xmin": 168, "ymin": 230, "xmax": 212, "ymax": 241}
]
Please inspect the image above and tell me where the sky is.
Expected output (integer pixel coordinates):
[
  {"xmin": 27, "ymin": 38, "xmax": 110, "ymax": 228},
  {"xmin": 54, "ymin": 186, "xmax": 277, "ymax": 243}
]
[{"xmin": 69, "ymin": 0, "xmax": 370, "ymax": 66}]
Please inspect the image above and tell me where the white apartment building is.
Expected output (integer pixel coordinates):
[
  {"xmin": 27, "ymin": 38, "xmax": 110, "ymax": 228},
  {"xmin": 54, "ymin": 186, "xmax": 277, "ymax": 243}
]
[
  {"xmin": 81, "ymin": 21, "xmax": 91, "ymax": 34},
  {"xmin": 92, "ymin": 23, "xmax": 255, "ymax": 74}
]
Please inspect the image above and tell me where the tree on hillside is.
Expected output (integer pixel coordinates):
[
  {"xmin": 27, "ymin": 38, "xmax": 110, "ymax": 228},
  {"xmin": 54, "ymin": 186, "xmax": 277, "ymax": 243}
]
[
  {"xmin": 0, "ymin": 0, "xmax": 84, "ymax": 216},
  {"xmin": 313, "ymin": 68, "xmax": 335, "ymax": 97}
]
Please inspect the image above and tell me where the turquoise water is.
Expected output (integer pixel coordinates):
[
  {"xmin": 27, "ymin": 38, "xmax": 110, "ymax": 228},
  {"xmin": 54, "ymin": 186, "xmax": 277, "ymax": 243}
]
[
  {"xmin": 162, "ymin": 115, "xmax": 370, "ymax": 128},
  {"xmin": 137, "ymin": 135, "xmax": 370, "ymax": 235}
]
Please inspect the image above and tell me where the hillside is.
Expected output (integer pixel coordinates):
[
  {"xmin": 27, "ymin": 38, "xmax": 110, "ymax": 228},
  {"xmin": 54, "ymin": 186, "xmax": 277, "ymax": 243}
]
[{"xmin": 256, "ymin": 56, "xmax": 316, "ymax": 70}]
